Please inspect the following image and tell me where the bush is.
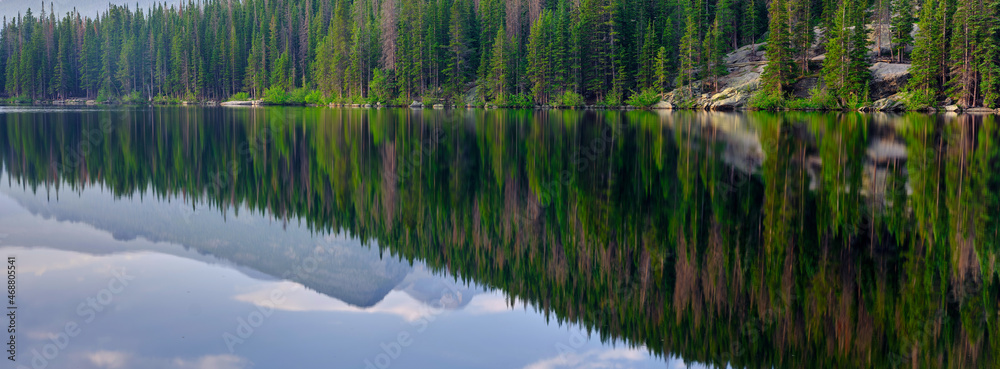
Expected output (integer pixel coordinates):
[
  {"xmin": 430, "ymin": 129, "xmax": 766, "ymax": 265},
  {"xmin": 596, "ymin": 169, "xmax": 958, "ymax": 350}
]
[
  {"xmin": 96, "ymin": 88, "xmax": 113, "ymax": 104},
  {"xmin": 551, "ymin": 91, "xmax": 584, "ymax": 108},
  {"xmin": 121, "ymin": 91, "xmax": 145, "ymax": 105},
  {"xmin": 370, "ymin": 68, "xmax": 395, "ymax": 104},
  {"xmin": 228, "ymin": 92, "xmax": 250, "ymax": 101},
  {"xmin": 844, "ymin": 86, "xmax": 870, "ymax": 110},
  {"xmin": 152, "ymin": 94, "xmax": 180, "ymax": 104},
  {"xmin": 748, "ymin": 91, "xmax": 786, "ymax": 110},
  {"xmin": 304, "ymin": 90, "xmax": 326, "ymax": 105},
  {"xmin": 6, "ymin": 96, "xmax": 32, "ymax": 104},
  {"xmin": 599, "ymin": 88, "xmax": 623, "ymax": 107},
  {"xmin": 287, "ymin": 88, "xmax": 309, "ymax": 105},
  {"xmin": 786, "ymin": 87, "xmax": 838, "ymax": 110},
  {"xmin": 626, "ymin": 87, "xmax": 661, "ymax": 108},
  {"xmin": 503, "ymin": 93, "xmax": 534, "ymax": 108},
  {"xmin": 262, "ymin": 87, "xmax": 289, "ymax": 105},
  {"xmin": 899, "ymin": 89, "xmax": 935, "ymax": 110}
]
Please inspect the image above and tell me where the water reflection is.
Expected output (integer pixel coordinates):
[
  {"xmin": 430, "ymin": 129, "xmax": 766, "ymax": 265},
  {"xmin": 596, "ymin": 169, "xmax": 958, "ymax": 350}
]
[{"xmin": 0, "ymin": 107, "xmax": 997, "ymax": 368}]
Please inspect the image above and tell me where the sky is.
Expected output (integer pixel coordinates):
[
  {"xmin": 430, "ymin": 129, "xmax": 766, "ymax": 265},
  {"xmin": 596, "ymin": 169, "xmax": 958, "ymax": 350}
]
[{"xmin": 1, "ymin": 0, "xmax": 165, "ymax": 23}]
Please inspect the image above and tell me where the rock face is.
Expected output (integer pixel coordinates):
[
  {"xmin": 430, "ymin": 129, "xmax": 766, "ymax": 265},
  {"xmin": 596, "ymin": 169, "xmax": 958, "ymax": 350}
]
[
  {"xmin": 659, "ymin": 43, "xmax": 765, "ymax": 110},
  {"xmin": 791, "ymin": 77, "xmax": 820, "ymax": 99},
  {"xmin": 869, "ymin": 62, "xmax": 910, "ymax": 100}
]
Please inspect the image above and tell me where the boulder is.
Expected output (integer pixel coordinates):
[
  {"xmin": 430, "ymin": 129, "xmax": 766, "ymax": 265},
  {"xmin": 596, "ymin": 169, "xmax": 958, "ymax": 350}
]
[
  {"xmin": 410, "ymin": 101, "xmax": 423, "ymax": 108},
  {"xmin": 432, "ymin": 104, "xmax": 445, "ymax": 109},
  {"xmin": 944, "ymin": 105, "xmax": 961, "ymax": 112},
  {"xmin": 712, "ymin": 92, "xmax": 750, "ymax": 110},
  {"xmin": 652, "ymin": 101, "xmax": 673, "ymax": 110},
  {"xmin": 965, "ymin": 107, "xmax": 996, "ymax": 114},
  {"xmin": 872, "ymin": 97, "xmax": 904, "ymax": 111},
  {"xmin": 869, "ymin": 62, "xmax": 910, "ymax": 100}
]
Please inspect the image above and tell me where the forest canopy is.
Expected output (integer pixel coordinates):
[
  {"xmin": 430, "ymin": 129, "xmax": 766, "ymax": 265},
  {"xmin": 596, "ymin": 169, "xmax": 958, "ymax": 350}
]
[{"xmin": 1, "ymin": 0, "xmax": 993, "ymax": 108}]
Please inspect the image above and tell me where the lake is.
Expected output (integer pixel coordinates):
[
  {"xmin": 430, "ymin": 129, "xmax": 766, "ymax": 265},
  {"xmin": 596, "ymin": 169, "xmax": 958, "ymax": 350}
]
[{"xmin": 0, "ymin": 106, "xmax": 996, "ymax": 369}]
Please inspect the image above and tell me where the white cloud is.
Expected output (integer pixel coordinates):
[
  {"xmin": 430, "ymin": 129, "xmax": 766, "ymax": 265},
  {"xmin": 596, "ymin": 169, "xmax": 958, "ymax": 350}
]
[
  {"xmin": 172, "ymin": 354, "xmax": 251, "ymax": 369},
  {"xmin": 522, "ymin": 348, "xmax": 648, "ymax": 369},
  {"xmin": 87, "ymin": 350, "xmax": 129, "ymax": 369}
]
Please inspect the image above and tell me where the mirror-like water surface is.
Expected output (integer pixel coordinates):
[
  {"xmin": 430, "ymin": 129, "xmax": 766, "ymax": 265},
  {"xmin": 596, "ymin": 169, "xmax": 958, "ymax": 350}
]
[{"xmin": 0, "ymin": 107, "xmax": 996, "ymax": 369}]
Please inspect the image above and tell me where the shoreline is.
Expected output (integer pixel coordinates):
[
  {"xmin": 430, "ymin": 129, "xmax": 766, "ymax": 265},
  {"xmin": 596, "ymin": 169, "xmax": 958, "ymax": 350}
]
[{"xmin": 2, "ymin": 99, "xmax": 997, "ymax": 114}]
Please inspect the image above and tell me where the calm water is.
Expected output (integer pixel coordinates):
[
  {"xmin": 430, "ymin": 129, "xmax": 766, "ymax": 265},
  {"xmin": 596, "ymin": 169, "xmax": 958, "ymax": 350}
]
[{"xmin": 0, "ymin": 107, "xmax": 996, "ymax": 369}]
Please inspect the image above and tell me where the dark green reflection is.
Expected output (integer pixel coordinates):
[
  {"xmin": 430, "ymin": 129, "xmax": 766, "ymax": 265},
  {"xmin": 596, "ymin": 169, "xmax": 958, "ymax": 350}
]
[{"xmin": 1, "ymin": 107, "xmax": 997, "ymax": 369}]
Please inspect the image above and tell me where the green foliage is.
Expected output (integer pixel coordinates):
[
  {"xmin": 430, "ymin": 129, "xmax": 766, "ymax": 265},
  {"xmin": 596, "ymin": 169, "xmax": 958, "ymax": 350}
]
[
  {"xmin": 761, "ymin": 0, "xmax": 796, "ymax": 95},
  {"xmin": 501, "ymin": 93, "xmax": 534, "ymax": 109},
  {"xmin": 748, "ymin": 91, "xmax": 787, "ymax": 110},
  {"xmin": 821, "ymin": 0, "xmax": 871, "ymax": 99},
  {"xmin": 907, "ymin": 0, "xmax": 944, "ymax": 97},
  {"xmin": 369, "ymin": 69, "xmax": 394, "ymax": 104},
  {"xmin": 898, "ymin": 90, "xmax": 936, "ymax": 110},
  {"xmin": 844, "ymin": 86, "xmax": 871, "ymax": 110},
  {"xmin": 551, "ymin": 91, "xmax": 585, "ymax": 108},
  {"xmin": 262, "ymin": 87, "xmax": 290, "ymax": 105},
  {"xmin": 96, "ymin": 88, "xmax": 113, "ymax": 104},
  {"xmin": 599, "ymin": 88, "xmax": 623, "ymax": 107},
  {"xmin": 228, "ymin": 92, "xmax": 250, "ymax": 102},
  {"xmin": 5, "ymin": 96, "xmax": 32, "ymax": 104},
  {"xmin": 121, "ymin": 91, "xmax": 145, "ymax": 105},
  {"xmin": 786, "ymin": 88, "xmax": 839, "ymax": 110},
  {"xmin": 153, "ymin": 94, "xmax": 180, "ymax": 105},
  {"xmin": 891, "ymin": 0, "xmax": 916, "ymax": 62},
  {"xmin": 288, "ymin": 88, "xmax": 310, "ymax": 105},
  {"xmin": 626, "ymin": 88, "xmax": 662, "ymax": 108},
  {"xmin": 304, "ymin": 90, "xmax": 327, "ymax": 105}
]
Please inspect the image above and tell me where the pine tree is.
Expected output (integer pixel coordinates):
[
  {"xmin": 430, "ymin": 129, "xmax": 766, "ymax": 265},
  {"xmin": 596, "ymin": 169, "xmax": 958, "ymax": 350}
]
[
  {"xmin": 980, "ymin": 0, "xmax": 1000, "ymax": 107},
  {"xmin": 445, "ymin": 0, "xmax": 474, "ymax": 98},
  {"xmin": 655, "ymin": 46, "xmax": 668, "ymax": 94},
  {"xmin": 637, "ymin": 22, "xmax": 659, "ymax": 89},
  {"xmin": 761, "ymin": 0, "xmax": 796, "ymax": 95},
  {"xmin": 676, "ymin": 13, "xmax": 698, "ymax": 96},
  {"xmin": 890, "ymin": 0, "xmax": 915, "ymax": 62},
  {"xmin": 487, "ymin": 28, "xmax": 508, "ymax": 102},
  {"xmin": 527, "ymin": 11, "xmax": 553, "ymax": 103},
  {"xmin": 907, "ymin": 0, "xmax": 944, "ymax": 96}
]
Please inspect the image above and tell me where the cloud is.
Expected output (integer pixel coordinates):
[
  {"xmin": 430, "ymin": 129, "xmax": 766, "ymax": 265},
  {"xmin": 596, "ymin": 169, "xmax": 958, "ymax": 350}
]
[
  {"xmin": 85, "ymin": 351, "xmax": 251, "ymax": 369},
  {"xmin": 172, "ymin": 354, "xmax": 251, "ymax": 369},
  {"xmin": 522, "ymin": 348, "xmax": 648, "ymax": 369},
  {"xmin": 463, "ymin": 292, "xmax": 514, "ymax": 315},
  {"xmin": 233, "ymin": 281, "xmax": 445, "ymax": 321},
  {"xmin": 87, "ymin": 351, "xmax": 129, "ymax": 369}
]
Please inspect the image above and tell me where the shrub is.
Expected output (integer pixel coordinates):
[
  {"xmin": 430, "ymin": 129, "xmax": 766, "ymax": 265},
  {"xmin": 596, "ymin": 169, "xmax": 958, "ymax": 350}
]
[
  {"xmin": 391, "ymin": 96, "xmax": 411, "ymax": 107},
  {"xmin": 228, "ymin": 92, "xmax": 250, "ymax": 101},
  {"xmin": 262, "ymin": 87, "xmax": 289, "ymax": 105},
  {"xmin": 503, "ymin": 93, "xmax": 534, "ymax": 108},
  {"xmin": 844, "ymin": 86, "xmax": 870, "ymax": 110},
  {"xmin": 287, "ymin": 88, "xmax": 309, "ymax": 105},
  {"xmin": 304, "ymin": 90, "xmax": 326, "ymax": 105},
  {"xmin": 6, "ymin": 96, "xmax": 32, "ymax": 104},
  {"xmin": 626, "ymin": 87, "xmax": 661, "ymax": 108},
  {"xmin": 121, "ymin": 91, "xmax": 145, "ymax": 105},
  {"xmin": 152, "ymin": 94, "xmax": 180, "ymax": 104},
  {"xmin": 786, "ymin": 87, "xmax": 838, "ymax": 110},
  {"xmin": 370, "ymin": 68, "xmax": 394, "ymax": 104},
  {"xmin": 899, "ymin": 89, "xmax": 935, "ymax": 110},
  {"xmin": 748, "ymin": 91, "xmax": 786, "ymax": 110},
  {"xmin": 599, "ymin": 88, "xmax": 623, "ymax": 107},
  {"xmin": 551, "ymin": 91, "xmax": 584, "ymax": 108},
  {"xmin": 96, "ymin": 88, "xmax": 113, "ymax": 104}
]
